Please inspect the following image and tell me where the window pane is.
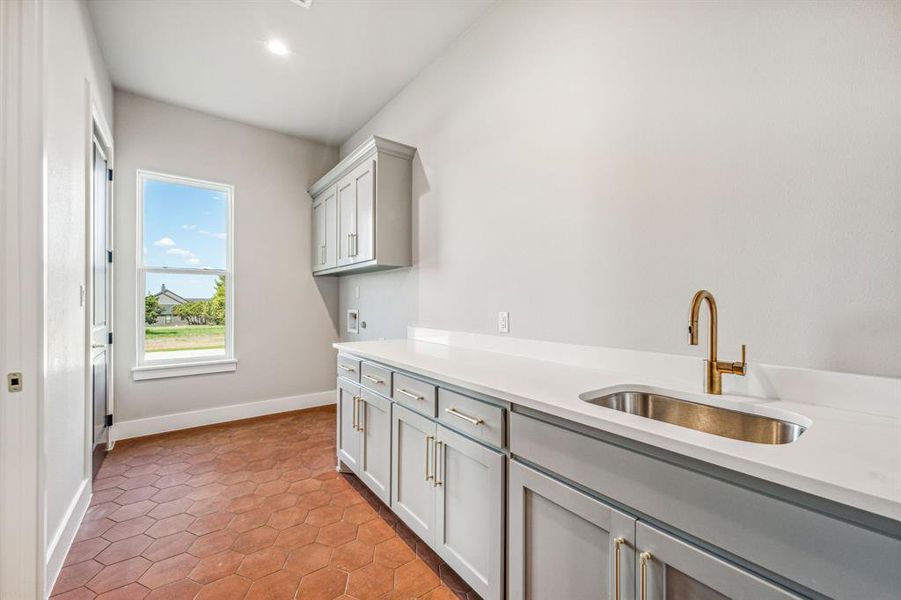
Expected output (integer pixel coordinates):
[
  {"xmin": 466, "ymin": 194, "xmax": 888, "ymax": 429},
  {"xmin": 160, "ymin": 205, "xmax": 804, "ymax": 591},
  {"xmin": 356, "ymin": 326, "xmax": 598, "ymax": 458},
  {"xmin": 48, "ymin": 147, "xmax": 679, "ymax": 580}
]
[
  {"xmin": 144, "ymin": 272, "xmax": 226, "ymax": 360},
  {"xmin": 142, "ymin": 177, "xmax": 228, "ymax": 270}
]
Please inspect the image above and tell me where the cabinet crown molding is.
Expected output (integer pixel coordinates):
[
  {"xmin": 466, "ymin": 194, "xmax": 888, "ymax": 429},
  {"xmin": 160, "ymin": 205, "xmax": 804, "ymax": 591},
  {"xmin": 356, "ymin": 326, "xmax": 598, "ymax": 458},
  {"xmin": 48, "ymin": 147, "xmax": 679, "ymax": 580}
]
[{"xmin": 309, "ymin": 135, "xmax": 416, "ymax": 198}]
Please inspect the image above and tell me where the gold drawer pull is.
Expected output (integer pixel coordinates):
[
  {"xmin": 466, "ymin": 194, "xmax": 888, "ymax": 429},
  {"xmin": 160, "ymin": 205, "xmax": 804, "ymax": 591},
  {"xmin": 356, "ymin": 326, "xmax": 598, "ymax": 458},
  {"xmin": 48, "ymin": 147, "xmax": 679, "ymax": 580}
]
[
  {"xmin": 613, "ymin": 537, "xmax": 624, "ymax": 600},
  {"xmin": 640, "ymin": 551, "xmax": 652, "ymax": 600},
  {"xmin": 434, "ymin": 440, "xmax": 443, "ymax": 487},
  {"xmin": 363, "ymin": 374, "xmax": 383, "ymax": 384},
  {"xmin": 396, "ymin": 388, "xmax": 422, "ymax": 401},
  {"xmin": 444, "ymin": 407, "xmax": 484, "ymax": 425},
  {"xmin": 338, "ymin": 364, "xmax": 356, "ymax": 372}
]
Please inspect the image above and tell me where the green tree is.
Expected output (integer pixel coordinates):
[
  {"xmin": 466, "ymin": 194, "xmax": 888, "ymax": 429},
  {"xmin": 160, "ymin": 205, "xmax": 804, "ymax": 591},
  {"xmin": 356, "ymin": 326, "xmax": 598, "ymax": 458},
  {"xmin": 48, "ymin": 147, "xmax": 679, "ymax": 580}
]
[
  {"xmin": 209, "ymin": 275, "xmax": 226, "ymax": 325},
  {"xmin": 145, "ymin": 294, "xmax": 162, "ymax": 325},
  {"xmin": 173, "ymin": 301, "xmax": 209, "ymax": 325}
]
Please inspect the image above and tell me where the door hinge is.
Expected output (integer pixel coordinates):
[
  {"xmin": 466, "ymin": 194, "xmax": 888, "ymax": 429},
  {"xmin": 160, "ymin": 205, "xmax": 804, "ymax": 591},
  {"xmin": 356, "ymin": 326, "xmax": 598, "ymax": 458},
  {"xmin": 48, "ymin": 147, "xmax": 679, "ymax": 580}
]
[
  {"xmin": 108, "ymin": 332, "xmax": 113, "ymax": 344},
  {"xmin": 105, "ymin": 414, "xmax": 113, "ymax": 427},
  {"xmin": 107, "ymin": 168, "xmax": 113, "ymax": 181},
  {"xmin": 107, "ymin": 250, "xmax": 113, "ymax": 263}
]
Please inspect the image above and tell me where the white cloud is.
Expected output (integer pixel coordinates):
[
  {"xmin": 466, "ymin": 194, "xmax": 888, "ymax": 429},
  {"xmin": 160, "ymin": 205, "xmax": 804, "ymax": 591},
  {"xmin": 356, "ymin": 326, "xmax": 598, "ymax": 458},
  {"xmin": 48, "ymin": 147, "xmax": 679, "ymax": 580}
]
[
  {"xmin": 167, "ymin": 248, "xmax": 191, "ymax": 256},
  {"xmin": 153, "ymin": 237, "xmax": 176, "ymax": 248},
  {"xmin": 185, "ymin": 257, "xmax": 202, "ymax": 265},
  {"xmin": 197, "ymin": 230, "xmax": 226, "ymax": 240},
  {"xmin": 181, "ymin": 224, "xmax": 197, "ymax": 230}
]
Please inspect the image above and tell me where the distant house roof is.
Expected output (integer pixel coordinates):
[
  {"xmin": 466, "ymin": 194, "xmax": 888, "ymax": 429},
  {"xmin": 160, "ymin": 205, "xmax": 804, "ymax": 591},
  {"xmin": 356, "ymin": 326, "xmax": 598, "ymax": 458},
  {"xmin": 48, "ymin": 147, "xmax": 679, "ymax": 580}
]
[{"xmin": 153, "ymin": 284, "xmax": 188, "ymax": 304}]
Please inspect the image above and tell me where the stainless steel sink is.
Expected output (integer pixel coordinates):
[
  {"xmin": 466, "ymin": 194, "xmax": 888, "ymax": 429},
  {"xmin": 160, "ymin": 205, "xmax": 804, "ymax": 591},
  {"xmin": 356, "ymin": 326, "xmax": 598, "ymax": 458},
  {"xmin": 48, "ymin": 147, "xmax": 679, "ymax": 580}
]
[{"xmin": 582, "ymin": 390, "xmax": 806, "ymax": 444}]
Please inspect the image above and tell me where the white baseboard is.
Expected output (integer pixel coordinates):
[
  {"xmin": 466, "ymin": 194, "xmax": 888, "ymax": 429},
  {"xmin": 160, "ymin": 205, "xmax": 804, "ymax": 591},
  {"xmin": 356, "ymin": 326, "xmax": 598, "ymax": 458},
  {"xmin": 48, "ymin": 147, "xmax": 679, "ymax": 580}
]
[
  {"xmin": 46, "ymin": 478, "xmax": 90, "ymax": 595},
  {"xmin": 111, "ymin": 390, "xmax": 336, "ymax": 441}
]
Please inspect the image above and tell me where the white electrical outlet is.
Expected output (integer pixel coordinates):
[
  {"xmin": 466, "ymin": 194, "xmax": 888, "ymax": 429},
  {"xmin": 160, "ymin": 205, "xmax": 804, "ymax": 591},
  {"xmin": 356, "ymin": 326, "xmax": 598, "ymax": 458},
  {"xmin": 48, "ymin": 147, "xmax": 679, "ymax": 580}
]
[{"xmin": 498, "ymin": 311, "xmax": 510, "ymax": 333}]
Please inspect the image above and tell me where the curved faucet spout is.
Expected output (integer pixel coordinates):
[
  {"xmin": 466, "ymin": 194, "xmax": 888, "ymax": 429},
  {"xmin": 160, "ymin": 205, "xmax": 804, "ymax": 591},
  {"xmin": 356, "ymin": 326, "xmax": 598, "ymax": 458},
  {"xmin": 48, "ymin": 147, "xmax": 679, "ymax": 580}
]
[{"xmin": 687, "ymin": 289, "xmax": 745, "ymax": 395}]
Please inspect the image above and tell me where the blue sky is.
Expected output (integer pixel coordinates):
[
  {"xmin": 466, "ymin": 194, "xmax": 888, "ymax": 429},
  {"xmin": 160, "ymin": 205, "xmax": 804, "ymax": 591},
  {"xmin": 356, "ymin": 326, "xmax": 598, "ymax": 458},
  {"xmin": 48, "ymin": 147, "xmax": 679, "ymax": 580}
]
[{"xmin": 143, "ymin": 178, "xmax": 227, "ymax": 299}]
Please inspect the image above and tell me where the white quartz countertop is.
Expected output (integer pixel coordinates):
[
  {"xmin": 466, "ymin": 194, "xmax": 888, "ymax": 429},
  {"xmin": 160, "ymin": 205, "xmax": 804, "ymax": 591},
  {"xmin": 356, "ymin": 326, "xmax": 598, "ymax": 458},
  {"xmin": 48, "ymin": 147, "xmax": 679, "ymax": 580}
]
[{"xmin": 334, "ymin": 338, "xmax": 901, "ymax": 522}]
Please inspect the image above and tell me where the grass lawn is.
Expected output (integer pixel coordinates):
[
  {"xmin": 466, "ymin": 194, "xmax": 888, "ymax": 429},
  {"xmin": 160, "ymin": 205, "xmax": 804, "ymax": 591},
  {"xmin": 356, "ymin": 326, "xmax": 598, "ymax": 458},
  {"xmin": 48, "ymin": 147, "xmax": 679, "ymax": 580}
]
[{"xmin": 145, "ymin": 325, "xmax": 225, "ymax": 352}]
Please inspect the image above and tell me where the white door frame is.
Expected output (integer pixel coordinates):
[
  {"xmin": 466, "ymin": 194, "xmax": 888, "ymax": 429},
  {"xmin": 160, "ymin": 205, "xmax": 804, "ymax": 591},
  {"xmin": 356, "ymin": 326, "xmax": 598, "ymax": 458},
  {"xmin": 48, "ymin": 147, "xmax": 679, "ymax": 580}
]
[{"xmin": 0, "ymin": 1, "xmax": 46, "ymax": 598}]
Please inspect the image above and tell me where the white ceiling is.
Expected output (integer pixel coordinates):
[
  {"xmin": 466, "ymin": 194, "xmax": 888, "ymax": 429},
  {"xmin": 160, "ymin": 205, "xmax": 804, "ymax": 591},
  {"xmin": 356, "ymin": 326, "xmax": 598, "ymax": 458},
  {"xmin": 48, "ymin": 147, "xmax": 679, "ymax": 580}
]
[{"xmin": 87, "ymin": 0, "xmax": 496, "ymax": 146}]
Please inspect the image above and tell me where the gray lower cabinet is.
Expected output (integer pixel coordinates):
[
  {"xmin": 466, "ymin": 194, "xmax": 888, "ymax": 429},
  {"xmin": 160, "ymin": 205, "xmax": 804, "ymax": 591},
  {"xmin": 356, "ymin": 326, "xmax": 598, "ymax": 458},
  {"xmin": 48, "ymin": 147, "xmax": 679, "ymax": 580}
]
[
  {"xmin": 434, "ymin": 425, "xmax": 504, "ymax": 600},
  {"xmin": 635, "ymin": 522, "xmax": 802, "ymax": 600},
  {"xmin": 358, "ymin": 389, "xmax": 392, "ymax": 505},
  {"xmin": 508, "ymin": 461, "xmax": 636, "ymax": 600},
  {"xmin": 391, "ymin": 404, "xmax": 438, "ymax": 545},
  {"xmin": 337, "ymin": 378, "xmax": 361, "ymax": 472}
]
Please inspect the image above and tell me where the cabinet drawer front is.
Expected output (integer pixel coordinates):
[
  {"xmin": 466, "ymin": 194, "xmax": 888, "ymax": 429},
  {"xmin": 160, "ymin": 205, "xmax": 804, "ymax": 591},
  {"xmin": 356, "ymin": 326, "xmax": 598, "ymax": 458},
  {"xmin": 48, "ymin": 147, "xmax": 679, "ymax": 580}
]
[
  {"xmin": 393, "ymin": 373, "xmax": 437, "ymax": 417},
  {"xmin": 360, "ymin": 362, "xmax": 392, "ymax": 397},
  {"xmin": 438, "ymin": 389, "xmax": 504, "ymax": 449},
  {"xmin": 337, "ymin": 354, "xmax": 361, "ymax": 382}
]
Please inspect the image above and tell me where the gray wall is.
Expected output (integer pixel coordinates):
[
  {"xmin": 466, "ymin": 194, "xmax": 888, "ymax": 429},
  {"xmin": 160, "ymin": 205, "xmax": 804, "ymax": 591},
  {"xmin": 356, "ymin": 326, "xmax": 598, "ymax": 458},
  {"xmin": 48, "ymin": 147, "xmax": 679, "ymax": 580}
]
[
  {"xmin": 338, "ymin": 0, "xmax": 901, "ymax": 377},
  {"xmin": 114, "ymin": 91, "xmax": 339, "ymax": 421}
]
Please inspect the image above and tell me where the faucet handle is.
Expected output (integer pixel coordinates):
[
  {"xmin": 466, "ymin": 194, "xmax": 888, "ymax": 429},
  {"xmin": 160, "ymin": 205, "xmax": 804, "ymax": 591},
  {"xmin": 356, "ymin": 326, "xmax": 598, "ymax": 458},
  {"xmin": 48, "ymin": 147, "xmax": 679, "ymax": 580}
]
[{"xmin": 732, "ymin": 344, "xmax": 747, "ymax": 376}]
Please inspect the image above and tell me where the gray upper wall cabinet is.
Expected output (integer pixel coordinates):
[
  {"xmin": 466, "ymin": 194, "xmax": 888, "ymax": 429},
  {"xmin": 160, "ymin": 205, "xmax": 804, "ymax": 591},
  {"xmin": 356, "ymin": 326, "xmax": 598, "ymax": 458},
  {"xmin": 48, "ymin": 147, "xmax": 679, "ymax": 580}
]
[{"xmin": 309, "ymin": 136, "xmax": 415, "ymax": 276}]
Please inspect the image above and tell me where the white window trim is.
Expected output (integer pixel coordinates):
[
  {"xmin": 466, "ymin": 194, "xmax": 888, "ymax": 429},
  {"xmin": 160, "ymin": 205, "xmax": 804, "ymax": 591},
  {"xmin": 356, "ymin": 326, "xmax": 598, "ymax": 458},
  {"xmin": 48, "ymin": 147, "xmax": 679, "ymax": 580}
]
[{"xmin": 133, "ymin": 169, "xmax": 236, "ymax": 380}]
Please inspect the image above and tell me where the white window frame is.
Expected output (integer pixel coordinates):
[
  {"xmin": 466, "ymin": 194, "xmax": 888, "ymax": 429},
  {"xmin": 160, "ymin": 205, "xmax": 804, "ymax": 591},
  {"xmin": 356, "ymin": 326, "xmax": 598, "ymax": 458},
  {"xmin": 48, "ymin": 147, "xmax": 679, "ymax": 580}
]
[{"xmin": 132, "ymin": 170, "xmax": 236, "ymax": 380}]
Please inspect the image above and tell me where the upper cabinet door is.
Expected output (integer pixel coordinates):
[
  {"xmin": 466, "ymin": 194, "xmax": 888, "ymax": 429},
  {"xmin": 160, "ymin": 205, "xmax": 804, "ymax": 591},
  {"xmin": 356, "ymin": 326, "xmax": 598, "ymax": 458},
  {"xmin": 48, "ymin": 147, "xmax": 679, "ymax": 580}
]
[
  {"xmin": 312, "ymin": 199, "xmax": 326, "ymax": 270},
  {"xmin": 336, "ymin": 174, "xmax": 356, "ymax": 266},
  {"xmin": 336, "ymin": 159, "xmax": 376, "ymax": 266},
  {"xmin": 434, "ymin": 425, "xmax": 504, "ymax": 600},
  {"xmin": 635, "ymin": 522, "xmax": 802, "ymax": 600},
  {"xmin": 508, "ymin": 461, "xmax": 637, "ymax": 600},
  {"xmin": 323, "ymin": 184, "xmax": 337, "ymax": 269}
]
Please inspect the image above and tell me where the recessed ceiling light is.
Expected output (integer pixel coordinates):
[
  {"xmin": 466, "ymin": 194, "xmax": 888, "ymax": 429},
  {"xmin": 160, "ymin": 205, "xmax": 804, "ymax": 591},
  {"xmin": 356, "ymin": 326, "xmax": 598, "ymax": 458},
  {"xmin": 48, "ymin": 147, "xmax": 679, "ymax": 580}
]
[{"xmin": 266, "ymin": 39, "xmax": 290, "ymax": 56}]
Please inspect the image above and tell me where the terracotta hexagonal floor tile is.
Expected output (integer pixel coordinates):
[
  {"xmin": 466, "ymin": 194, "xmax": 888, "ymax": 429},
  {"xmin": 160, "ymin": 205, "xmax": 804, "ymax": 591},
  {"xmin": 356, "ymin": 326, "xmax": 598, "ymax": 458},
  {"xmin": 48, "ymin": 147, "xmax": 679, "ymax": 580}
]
[
  {"xmin": 107, "ymin": 501, "xmax": 156, "ymax": 523},
  {"xmin": 421, "ymin": 587, "xmax": 463, "ymax": 600},
  {"xmin": 145, "ymin": 514, "xmax": 195, "ymax": 539},
  {"xmin": 95, "ymin": 535, "xmax": 153, "ymax": 566},
  {"xmin": 259, "ymin": 492, "xmax": 297, "ymax": 513},
  {"xmin": 342, "ymin": 502, "xmax": 378, "ymax": 526},
  {"xmin": 296, "ymin": 567, "xmax": 348, "ymax": 600},
  {"xmin": 394, "ymin": 559, "xmax": 441, "ymax": 597},
  {"xmin": 115, "ymin": 486, "xmax": 159, "ymax": 506},
  {"xmin": 274, "ymin": 523, "xmax": 318, "ymax": 549},
  {"xmin": 331, "ymin": 539, "xmax": 374, "ymax": 572},
  {"xmin": 232, "ymin": 526, "xmax": 278, "ymax": 554},
  {"xmin": 187, "ymin": 549, "xmax": 244, "ymax": 584},
  {"xmin": 356, "ymin": 518, "xmax": 394, "ymax": 546},
  {"xmin": 102, "ymin": 516, "xmax": 156, "ymax": 543},
  {"xmin": 188, "ymin": 528, "xmax": 238, "ymax": 558},
  {"xmin": 244, "ymin": 569, "xmax": 302, "ymax": 600},
  {"xmin": 255, "ymin": 479, "xmax": 289, "ymax": 497},
  {"xmin": 194, "ymin": 574, "xmax": 252, "ymax": 600},
  {"xmin": 74, "ymin": 518, "xmax": 116, "ymax": 543},
  {"xmin": 143, "ymin": 578, "xmax": 201, "ymax": 600},
  {"xmin": 288, "ymin": 479, "xmax": 321, "ymax": 496},
  {"xmin": 187, "ymin": 511, "xmax": 234, "ymax": 536},
  {"xmin": 374, "ymin": 537, "xmax": 415, "ymax": 569},
  {"xmin": 346, "ymin": 562, "xmax": 395, "ymax": 599},
  {"xmin": 95, "ymin": 582, "xmax": 150, "ymax": 599},
  {"xmin": 137, "ymin": 553, "xmax": 198, "ymax": 589},
  {"xmin": 236, "ymin": 546, "xmax": 288, "ymax": 580},
  {"xmin": 268, "ymin": 505, "xmax": 309, "ymax": 530},
  {"xmin": 306, "ymin": 504, "xmax": 344, "ymax": 528},
  {"xmin": 284, "ymin": 543, "xmax": 332, "ymax": 576},
  {"xmin": 87, "ymin": 556, "xmax": 152, "ymax": 594},
  {"xmin": 229, "ymin": 508, "xmax": 270, "ymax": 533},
  {"xmin": 52, "ymin": 560, "xmax": 104, "ymax": 595},
  {"xmin": 64, "ymin": 537, "xmax": 110, "ymax": 566},
  {"xmin": 147, "ymin": 498, "xmax": 193, "ymax": 520},
  {"xmin": 142, "ymin": 531, "xmax": 196, "ymax": 562},
  {"xmin": 316, "ymin": 521, "xmax": 357, "ymax": 547}
]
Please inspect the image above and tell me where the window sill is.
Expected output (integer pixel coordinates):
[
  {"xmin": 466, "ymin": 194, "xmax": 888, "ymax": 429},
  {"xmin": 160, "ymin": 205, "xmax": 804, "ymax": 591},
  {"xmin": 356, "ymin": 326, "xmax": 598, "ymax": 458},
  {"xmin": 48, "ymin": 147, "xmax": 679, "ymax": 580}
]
[{"xmin": 132, "ymin": 358, "xmax": 237, "ymax": 381}]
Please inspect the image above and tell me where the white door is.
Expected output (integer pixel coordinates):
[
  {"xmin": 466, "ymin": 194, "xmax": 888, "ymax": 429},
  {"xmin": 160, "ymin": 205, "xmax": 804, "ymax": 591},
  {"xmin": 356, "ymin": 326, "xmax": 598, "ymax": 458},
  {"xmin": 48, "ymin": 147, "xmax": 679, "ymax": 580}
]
[
  {"xmin": 90, "ymin": 139, "xmax": 112, "ymax": 479},
  {"xmin": 312, "ymin": 198, "xmax": 326, "ymax": 270},
  {"xmin": 359, "ymin": 390, "xmax": 391, "ymax": 505},
  {"xmin": 337, "ymin": 378, "xmax": 361, "ymax": 472},
  {"xmin": 336, "ymin": 159, "xmax": 375, "ymax": 266},
  {"xmin": 508, "ymin": 461, "xmax": 637, "ymax": 600},
  {"xmin": 434, "ymin": 424, "xmax": 504, "ymax": 600},
  {"xmin": 391, "ymin": 404, "xmax": 437, "ymax": 545}
]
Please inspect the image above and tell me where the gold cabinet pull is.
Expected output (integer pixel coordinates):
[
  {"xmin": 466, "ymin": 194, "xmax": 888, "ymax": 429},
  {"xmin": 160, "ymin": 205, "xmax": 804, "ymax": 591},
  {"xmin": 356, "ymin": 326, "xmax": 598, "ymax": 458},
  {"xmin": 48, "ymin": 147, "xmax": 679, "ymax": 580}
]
[
  {"xmin": 639, "ymin": 551, "xmax": 652, "ymax": 600},
  {"xmin": 396, "ymin": 388, "xmax": 422, "ymax": 401},
  {"xmin": 424, "ymin": 435, "xmax": 434, "ymax": 481},
  {"xmin": 433, "ymin": 440, "xmax": 443, "ymax": 487},
  {"xmin": 356, "ymin": 397, "xmax": 364, "ymax": 432},
  {"xmin": 363, "ymin": 374, "xmax": 383, "ymax": 384},
  {"xmin": 338, "ymin": 364, "xmax": 356, "ymax": 372},
  {"xmin": 351, "ymin": 395, "xmax": 358, "ymax": 430},
  {"xmin": 613, "ymin": 537, "xmax": 625, "ymax": 600},
  {"xmin": 444, "ymin": 407, "xmax": 484, "ymax": 425}
]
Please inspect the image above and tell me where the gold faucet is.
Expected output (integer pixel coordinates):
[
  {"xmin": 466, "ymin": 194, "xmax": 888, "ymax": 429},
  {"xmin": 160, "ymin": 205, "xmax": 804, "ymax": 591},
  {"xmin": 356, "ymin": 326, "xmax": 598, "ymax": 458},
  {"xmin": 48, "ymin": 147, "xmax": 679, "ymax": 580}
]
[{"xmin": 688, "ymin": 290, "xmax": 747, "ymax": 394}]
